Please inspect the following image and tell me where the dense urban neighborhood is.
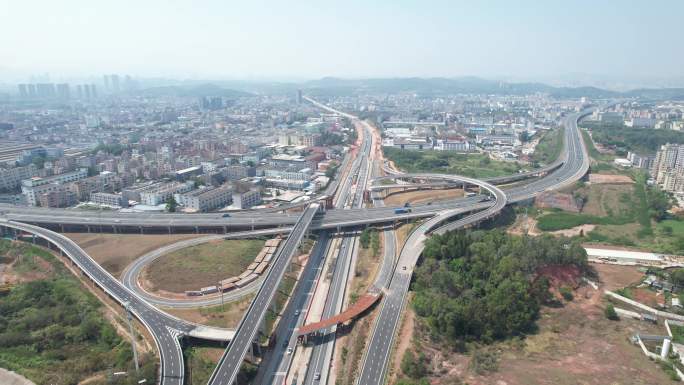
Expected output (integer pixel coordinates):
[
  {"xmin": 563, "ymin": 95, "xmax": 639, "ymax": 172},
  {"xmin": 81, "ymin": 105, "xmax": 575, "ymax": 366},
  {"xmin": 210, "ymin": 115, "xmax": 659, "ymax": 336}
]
[{"xmin": 2, "ymin": 2, "xmax": 684, "ymax": 385}]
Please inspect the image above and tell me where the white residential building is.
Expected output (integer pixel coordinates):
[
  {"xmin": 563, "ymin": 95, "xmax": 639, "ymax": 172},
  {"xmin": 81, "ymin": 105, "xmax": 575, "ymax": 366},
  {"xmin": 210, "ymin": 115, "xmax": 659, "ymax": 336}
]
[{"xmin": 175, "ymin": 185, "xmax": 233, "ymax": 212}]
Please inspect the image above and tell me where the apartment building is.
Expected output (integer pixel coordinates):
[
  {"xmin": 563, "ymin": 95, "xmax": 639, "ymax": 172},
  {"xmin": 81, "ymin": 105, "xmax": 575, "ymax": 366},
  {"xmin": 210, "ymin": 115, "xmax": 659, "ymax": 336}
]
[
  {"xmin": 175, "ymin": 184, "xmax": 232, "ymax": 212},
  {"xmin": 90, "ymin": 192, "xmax": 126, "ymax": 208},
  {"xmin": 21, "ymin": 168, "xmax": 88, "ymax": 206},
  {"xmin": 232, "ymin": 188, "xmax": 261, "ymax": 209},
  {"xmin": 139, "ymin": 181, "xmax": 194, "ymax": 206},
  {"xmin": 650, "ymin": 143, "xmax": 684, "ymax": 193},
  {"xmin": 0, "ymin": 164, "xmax": 37, "ymax": 191}
]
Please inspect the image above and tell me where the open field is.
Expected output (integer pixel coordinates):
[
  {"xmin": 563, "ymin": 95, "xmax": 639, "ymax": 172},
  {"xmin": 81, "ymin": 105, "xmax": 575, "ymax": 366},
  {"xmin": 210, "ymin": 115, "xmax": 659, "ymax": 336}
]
[
  {"xmin": 143, "ymin": 238, "xmax": 264, "ymax": 293},
  {"xmin": 384, "ymin": 188, "xmax": 464, "ymax": 207},
  {"xmin": 65, "ymin": 233, "xmax": 203, "ymax": 278},
  {"xmin": 384, "ymin": 148, "xmax": 522, "ymax": 179},
  {"xmin": 395, "ymin": 263, "xmax": 674, "ymax": 385},
  {"xmin": 165, "ymin": 294, "xmax": 254, "ymax": 329},
  {"xmin": 580, "ymin": 183, "xmax": 635, "ymax": 217},
  {"xmin": 536, "ymin": 182, "xmax": 640, "ymax": 231},
  {"xmin": 187, "ymin": 347, "xmax": 225, "ymax": 385},
  {"xmin": 531, "ymin": 127, "xmax": 564, "ymax": 165},
  {"xmin": 581, "ymin": 129, "xmax": 615, "ymax": 163}
]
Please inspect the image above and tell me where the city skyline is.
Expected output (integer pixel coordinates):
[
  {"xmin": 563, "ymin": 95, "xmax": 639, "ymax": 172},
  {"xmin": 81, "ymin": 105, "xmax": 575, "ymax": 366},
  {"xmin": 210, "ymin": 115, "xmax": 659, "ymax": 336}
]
[{"xmin": 1, "ymin": 0, "xmax": 683, "ymax": 88}]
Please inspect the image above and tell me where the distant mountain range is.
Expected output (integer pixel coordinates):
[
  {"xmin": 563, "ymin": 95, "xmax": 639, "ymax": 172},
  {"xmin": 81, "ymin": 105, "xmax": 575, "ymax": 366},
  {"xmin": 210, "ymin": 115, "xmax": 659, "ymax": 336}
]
[
  {"xmin": 137, "ymin": 83, "xmax": 253, "ymax": 98},
  {"xmin": 298, "ymin": 77, "xmax": 684, "ymax": 100},
  {"xmin": 135, "ymin": 77, "xmax": 684, "ymax": 100}
]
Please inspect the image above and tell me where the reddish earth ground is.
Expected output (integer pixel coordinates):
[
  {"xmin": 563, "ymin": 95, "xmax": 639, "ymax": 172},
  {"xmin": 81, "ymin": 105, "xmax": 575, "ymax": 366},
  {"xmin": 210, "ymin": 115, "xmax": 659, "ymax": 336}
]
[
  {"xmin": 536, "ymin": 264, "xmax": 582, "ymax": 289},
  {"xmin": 397, "ymin": 263, "xmax": 675, "ymax": 385}
]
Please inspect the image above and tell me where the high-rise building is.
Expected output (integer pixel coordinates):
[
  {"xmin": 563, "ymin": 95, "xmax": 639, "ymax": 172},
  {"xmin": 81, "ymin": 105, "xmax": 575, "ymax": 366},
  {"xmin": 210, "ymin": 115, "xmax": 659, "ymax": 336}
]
[
  {"xmin": 76, "ymin": 85, "xmax": 83, "ymax": 99},
  {"xmin": 651, "ymin": 143, "xmax": 684, "ymax": 193},
  {"xmin": 36, "ymin": 83, "xmax": 56, "ymax": 99},
  {"xmin": 296, "ymin": 89, "xmax": 303, "ymax": 104},
  {"xmin": 18, "ymin": 84, "xmax": 28, "ymax": 98},
  {"xmin": 90, "ymin": 84, "xmax": 97, "ymax": 98},
  {"xmin": 111, "ymin": 74, "xmax": 120, "ymax": 92},
  {"xmin": 56, "ymin": 83, "xmax": 70, "ymax": 100},
  {"xmin": 103, "ymin": 75, "xmax": 110, "ymax": 91},
  {"xmin": 27, "ymin": 84, "xmax": 36, "ymax": 98}
]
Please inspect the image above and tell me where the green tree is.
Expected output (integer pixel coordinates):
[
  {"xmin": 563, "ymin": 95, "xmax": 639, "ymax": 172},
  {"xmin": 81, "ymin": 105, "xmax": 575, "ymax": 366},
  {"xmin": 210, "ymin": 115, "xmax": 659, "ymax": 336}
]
[
  {"xmin": 559, "ymin": 286, "xmax": 574, "ymax": 301},
  {"xmin": 605, "ymin": 304, "xmax": 619, "ymax": 320},
  {"xmin": 166, "ymin": 196, "xmax": 178, "ymax": 212},
  {"xmin": 401, "ymin": 350, "xmax": 428, "ymax": 379},
  {"xmin": 670, "ymin": 268, "xmax": 684, "ymax": 287},
  {"xmin": 360, "ymin": 228, "xmax": 371, "ymax": 249}
]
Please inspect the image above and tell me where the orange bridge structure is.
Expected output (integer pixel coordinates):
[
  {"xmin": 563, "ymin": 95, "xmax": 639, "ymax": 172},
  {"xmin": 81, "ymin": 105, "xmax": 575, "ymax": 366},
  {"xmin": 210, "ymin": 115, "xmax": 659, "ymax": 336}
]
[{"xmin": 297, "ymin": 292, "xmax": 382, "ymax": 337}]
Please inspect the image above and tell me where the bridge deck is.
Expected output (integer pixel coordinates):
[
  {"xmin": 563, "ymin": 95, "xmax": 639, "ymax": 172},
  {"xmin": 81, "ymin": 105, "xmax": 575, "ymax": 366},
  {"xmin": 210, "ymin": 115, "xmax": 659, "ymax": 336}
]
[{"xmin": 298, "ymin": 292, "xmax": 381, "ymax": 335}]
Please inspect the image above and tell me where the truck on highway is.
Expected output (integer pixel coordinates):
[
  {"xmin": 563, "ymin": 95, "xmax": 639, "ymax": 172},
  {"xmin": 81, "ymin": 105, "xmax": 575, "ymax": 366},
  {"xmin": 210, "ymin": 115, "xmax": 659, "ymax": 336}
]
[{"xmin": 394, "ymin": 207, "xmax": 412, "ymax": 214}]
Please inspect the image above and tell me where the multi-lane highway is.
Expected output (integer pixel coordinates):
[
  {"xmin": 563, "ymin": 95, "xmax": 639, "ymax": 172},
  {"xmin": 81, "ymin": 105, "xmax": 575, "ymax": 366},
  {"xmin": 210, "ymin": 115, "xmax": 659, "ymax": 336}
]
[
  {"xmin": 0, "ymin": 96, "xmax": 592, "ymax": 385},
  {"xmin": 207, "ymin": 203, "xmax": 320, "ymax": 385},
  {"xmin": 302, "ymin": 117, "xmax": 376, "ymax": 385},
  {"xmin": 355, "ymin": 110, "xmax": 591, "ymax": 385}
]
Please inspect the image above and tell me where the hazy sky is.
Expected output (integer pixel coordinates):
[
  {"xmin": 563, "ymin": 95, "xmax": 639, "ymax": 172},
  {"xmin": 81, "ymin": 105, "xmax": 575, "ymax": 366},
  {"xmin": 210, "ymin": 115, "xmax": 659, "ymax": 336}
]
[{"xmin": 1, "ymin": 0, "xmax": 683, "ymax": 82}]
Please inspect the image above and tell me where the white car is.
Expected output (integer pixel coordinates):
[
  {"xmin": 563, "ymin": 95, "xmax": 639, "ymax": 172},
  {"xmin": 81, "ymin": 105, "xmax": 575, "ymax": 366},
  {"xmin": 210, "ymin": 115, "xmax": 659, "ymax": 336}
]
[{"xmin": 286, "ymin": 347, "xmax": 293, "ymax": 355}]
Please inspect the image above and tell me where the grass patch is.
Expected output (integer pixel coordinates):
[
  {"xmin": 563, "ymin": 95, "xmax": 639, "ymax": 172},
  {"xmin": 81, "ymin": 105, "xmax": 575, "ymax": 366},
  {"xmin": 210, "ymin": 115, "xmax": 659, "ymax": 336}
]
[
  {"xmin": 384, "ymin": 148, "xmax": 522, "ymax": 179},
  {"xmin": 532, "ymin": 127, "xmax": 564, "ymax": 165},
  {"xmin": 537, "ymin": 212, "xmax": 633, "ymax": 231},
  {"xmin": 614, "ymin": 287, "xmax": 633, "ymax": 299},
  {"xmin": 146, "ymin": 239, "xmax": 264, "ymax": 292},
  {"xmin": 581, "ymin": 130, "xmax": 613, "ymax": 162},
  {"xmin": 670, "ymin": 324, "xmax": 684, "ymax": 345}
]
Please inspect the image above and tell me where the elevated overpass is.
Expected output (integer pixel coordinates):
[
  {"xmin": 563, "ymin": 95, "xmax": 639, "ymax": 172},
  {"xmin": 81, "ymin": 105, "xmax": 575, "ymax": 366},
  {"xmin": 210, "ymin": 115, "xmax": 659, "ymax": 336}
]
[
  {"xmin": 207, "ymin": 203, "xmax": 320, "ymax": 385},
  {"xmin": 0, "ymin": 220, "xmax": 234, "ymax": 385},
  {"xmin": 355, "ymin": 109, "xmax": 592, "ymax": 385}
]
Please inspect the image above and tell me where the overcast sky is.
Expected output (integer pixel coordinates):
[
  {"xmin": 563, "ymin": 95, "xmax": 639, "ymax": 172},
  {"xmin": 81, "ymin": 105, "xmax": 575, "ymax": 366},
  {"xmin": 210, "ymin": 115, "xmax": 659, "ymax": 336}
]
[{"xmin": 1, "ymin": 0, "xmax": 683, "ymax": 84}]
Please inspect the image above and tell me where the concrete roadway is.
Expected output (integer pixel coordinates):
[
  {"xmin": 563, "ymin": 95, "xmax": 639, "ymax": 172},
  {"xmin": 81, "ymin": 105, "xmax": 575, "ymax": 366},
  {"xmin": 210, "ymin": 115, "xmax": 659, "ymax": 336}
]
[
  {"xmin": 260, "ymin": 231, "xmax": 333, "ymax": 385},
  {"xmin": 0, "ymin": 220, "xmax": 195, "ymax": 385},
  {"xmin": 354, "ymin": 110, "xmax": 591, "ymax": 385},
  {"xmin": 302, "ymin": 120, "xmax": 374, "ymax": 385},
  {"xmin": 207, "ymin": 203, "xmax": 320, "ymax": 385}
]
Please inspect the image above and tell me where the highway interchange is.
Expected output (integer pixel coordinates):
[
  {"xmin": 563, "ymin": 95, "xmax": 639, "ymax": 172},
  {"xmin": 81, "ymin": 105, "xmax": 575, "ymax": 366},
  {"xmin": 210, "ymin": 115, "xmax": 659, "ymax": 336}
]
[{"xmin": 0, "ymin": 97, "xmax": 592, "ymax": 385}]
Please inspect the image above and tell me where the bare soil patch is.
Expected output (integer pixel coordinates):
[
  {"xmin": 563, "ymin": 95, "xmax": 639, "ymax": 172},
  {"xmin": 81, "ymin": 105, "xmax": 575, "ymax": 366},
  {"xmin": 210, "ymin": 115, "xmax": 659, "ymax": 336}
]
[
  {"xmin": 396, "ymin": 262, "xmax": 673, "ymax": 385},
  {"xmin": 589, "ymin": 173, "xmax": 634, "ymax": 184},
  {"xmin": 165, "ymin": 294, "xmax": 254, "ymax": 329},
  {"xmin": 592, "ymin": 263, "xmax": 645, "ymax": 291},
  {"xmin": 65, "ymin": 233, "xmax": 203, "ymax": 278},
  {"xmin": 508, "ymin": 215, "xmax": 595, "ymax": 238},
  {"xmin": 384, "ymin": 189, "xmax": 464, "ymax": 207},
  {"xmin": 580, "ymin": 183, "xmax": 634, "ymax": 217}
]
